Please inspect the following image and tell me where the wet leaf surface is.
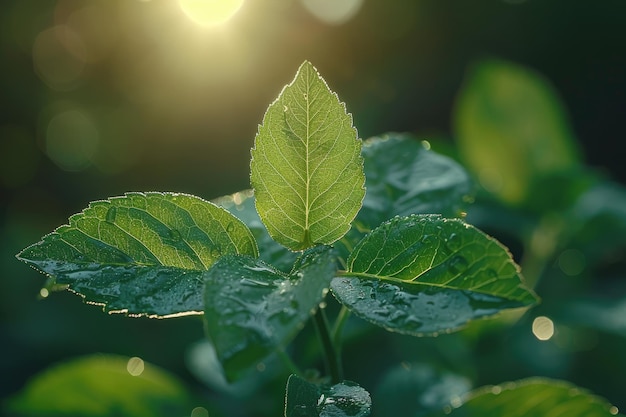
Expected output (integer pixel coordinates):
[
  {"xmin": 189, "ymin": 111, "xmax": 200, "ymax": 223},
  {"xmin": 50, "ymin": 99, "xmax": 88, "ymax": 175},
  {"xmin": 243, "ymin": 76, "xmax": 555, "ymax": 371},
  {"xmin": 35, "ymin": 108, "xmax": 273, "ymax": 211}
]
[
  {"xmin": 285, "ymin": 374, "xmax": 371, "ymax": 417},
  {"xmin": 203, "ymin": 246, "xmax": 336, "ymax": 380},
  {"xmin": 332, "ymin": 215, "xmax": 538, "ymax": 335},
  {"xmin": 17, "ymin": 192, "xmax": 258, "ymax": 317}
]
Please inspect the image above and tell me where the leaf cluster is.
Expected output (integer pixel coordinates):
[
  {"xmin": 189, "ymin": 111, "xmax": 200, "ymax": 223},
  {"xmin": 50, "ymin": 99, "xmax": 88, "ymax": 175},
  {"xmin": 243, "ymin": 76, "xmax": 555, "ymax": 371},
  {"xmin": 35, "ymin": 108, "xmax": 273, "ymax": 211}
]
[{"xmin": 11, "ymin": 61, "xmax": 624, "ymax": 417}]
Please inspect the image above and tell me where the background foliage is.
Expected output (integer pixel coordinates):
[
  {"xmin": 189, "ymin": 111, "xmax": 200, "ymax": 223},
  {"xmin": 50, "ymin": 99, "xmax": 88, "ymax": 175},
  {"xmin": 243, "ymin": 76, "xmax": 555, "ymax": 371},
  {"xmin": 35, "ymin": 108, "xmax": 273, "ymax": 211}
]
[{"xmin": 2, "ymin": 1, "xmax": 625, "ymax": 416}]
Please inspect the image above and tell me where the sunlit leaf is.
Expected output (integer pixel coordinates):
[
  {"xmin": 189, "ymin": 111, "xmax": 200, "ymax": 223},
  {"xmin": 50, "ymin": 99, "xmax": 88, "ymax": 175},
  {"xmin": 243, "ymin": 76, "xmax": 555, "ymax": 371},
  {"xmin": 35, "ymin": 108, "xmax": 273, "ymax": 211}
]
[
  {"xmin": 331, "ymin": 215, "xmax": 538, "ymax": 335},
  {"xmin": 6, "ymin": 354, "xmax": 191, "ymax": 417},
  {"xmin": 250, "ymin": 60, "xmax": 365, "ymax": 250},
  {"xmin": 203, "ymin": 246, "xmax": 336, "ymax": 380},
  {"xmin": 214, "ymin": 189, "xmax": 298, "ymax": 272},
  {"xmin": 16, "ymin": 192, "xmax": 258, "ymax": 317},
  {"xmin": 429, "ymin": 378, "xmax": 622, "ymax": 416},
  {"xmin": 285, "ymin": 374, "xmax": 371, "ymax": 417},
  {"xmin": 454, "ymin": 59, "xmax": 581, "ymax": 205}
]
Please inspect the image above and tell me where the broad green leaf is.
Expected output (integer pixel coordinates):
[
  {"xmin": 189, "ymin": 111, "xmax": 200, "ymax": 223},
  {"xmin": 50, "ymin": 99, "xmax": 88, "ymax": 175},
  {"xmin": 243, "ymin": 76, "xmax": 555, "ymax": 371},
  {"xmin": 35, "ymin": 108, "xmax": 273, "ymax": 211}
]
[
  {"xmin": 429, "ymin": 378, "xmax": 622, "ymax": 417},
  {"xmin": 203, "ymin": 246, "xmax": 336, "ymax": 380},
  {"xmin": 337, "ymin": 133, "xmax": 474, "ymax": 258},
  {"xmin": 285, "ymin": 374, "xmax": 371, "ymax": 417},
  {"xmin": 454, "ymin": 59, "xmax": 581, "ymax": 205},
  {"xmin": 5, "ymin": 354, "xmax": 192, "ymax": 417},
  {"xmin": 16, "ymin": 192, "xmax": 258, "ymax": 317},
  {"xmin": 214, "ymin": 189, "xmax": 298, "ymax": 272},
  {"xmin": 374, "ymin": 362, "xmax": 471, "ymax": 417},
  {"xmin": 250, "ymin": 60, "xmax": 365, "ymax": 250},
  {"xmin": 331, "ymin": 215, "xmax": 538, "ymax": 335}
]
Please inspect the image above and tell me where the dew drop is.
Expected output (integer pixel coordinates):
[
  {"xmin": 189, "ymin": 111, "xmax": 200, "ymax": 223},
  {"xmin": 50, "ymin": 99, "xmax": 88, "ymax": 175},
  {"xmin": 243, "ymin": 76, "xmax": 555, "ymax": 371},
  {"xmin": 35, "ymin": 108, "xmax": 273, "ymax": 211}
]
[
  {"xmin": 105, "ymin": 206, "xmax": 117, "ymax": 223},
  {"xmin": 226, "ymin": 222, "xmax": 235, "ymax": 233},
  {"xmin": 445, "ymin": 233, "xmax": 461, "ymax": 252},
  {"xmin": 448, "ymin": 256, "xmax": 469, "ymax": 275},
  {"xmin": 421, "ymin": 234, "xmax": 437, "ymax": 247}
]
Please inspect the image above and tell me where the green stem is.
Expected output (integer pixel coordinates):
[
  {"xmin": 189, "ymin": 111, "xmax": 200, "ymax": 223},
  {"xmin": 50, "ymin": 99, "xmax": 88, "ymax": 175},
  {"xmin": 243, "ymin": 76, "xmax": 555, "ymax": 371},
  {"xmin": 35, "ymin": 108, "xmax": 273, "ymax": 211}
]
[
  {"xmin": 332, "ymin": 305, "xmax": 350, "ymax": 349},
  {"xmin": 313, "ymin": 306, "xmax": 343, "ymax": 383},
  {"xmin": 276, "ymin": 349, "xmax": 303, "ymax": 376}
]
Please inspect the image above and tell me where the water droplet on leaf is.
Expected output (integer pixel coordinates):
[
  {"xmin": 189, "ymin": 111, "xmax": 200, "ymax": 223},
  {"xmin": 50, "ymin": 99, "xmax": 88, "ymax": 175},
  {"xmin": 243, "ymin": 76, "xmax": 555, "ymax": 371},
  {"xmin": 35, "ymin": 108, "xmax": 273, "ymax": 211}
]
[
  {"xmin": 445, "ymin": 233, "xmax": 461, "ymax": 252},
  {"xmin": 448, "ymin": 255, "xmax": 469, "ymax": 275}
]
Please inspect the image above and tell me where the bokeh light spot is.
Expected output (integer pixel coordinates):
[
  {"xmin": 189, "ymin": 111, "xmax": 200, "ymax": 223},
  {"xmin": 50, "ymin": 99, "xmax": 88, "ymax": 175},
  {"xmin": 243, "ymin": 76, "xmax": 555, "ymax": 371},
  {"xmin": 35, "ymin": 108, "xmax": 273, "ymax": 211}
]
[
  {"xmin": 532, "ymin": 316, "xmax": 555, "ymax": 341},
  {"xmin": 33, "ymin": 25, "xmax": 86, "ymax": 91},
  {"xmin": 178, "ymin": 0, "xmax": 244, "ymax": 26},
  {"xmin": 126, "ymin": 356, "xmax": 145, "ymax": 376},
  {"xmin": 191, "ymin": 407, "xmax": 209, "ymax": 417},
  {"xmin": 300, "ymin": 0, "xmax": 364, "ymax": 25},
  {"xmin": 45, "ymin": 109, "xmax": 99, "ymax": 171}
]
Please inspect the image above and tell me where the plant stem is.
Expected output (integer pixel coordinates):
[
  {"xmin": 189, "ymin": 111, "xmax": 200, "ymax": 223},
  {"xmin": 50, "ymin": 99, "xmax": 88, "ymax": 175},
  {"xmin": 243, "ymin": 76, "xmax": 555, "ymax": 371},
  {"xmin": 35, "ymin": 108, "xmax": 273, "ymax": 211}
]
[
  {"xmin": 312, "ymin": 306, "xmax": 343, "ymax": 383},
  {"xmin": 332, "ymin": 305, "xmax": 350, "ymax": 349},
  {"xmin": 276, "ymin": 349, "xmax": 303, "ymax": 376}
]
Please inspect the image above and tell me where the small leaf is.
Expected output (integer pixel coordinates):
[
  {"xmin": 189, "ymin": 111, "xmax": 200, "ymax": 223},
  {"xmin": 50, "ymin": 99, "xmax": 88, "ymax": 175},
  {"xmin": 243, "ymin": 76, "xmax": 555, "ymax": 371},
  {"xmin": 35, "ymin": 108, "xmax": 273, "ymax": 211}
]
[
  {"xmin": 454, "ymin": 59, "xmax": 581, "ymax": 205},
  {"xmin": 16, "ymin": 192, "xmax": 258, "ymax": 317},
  {"xmin": 251, "ymin": 60, "xmax": 365, "ymax": 250},
  {"xmin": 285, "ymin": 375, "xmax": 371, "ymax": 417},
  {"xmin": 430, "ymin": 378, "xmax": 622, "ymax": 417},
  {"xmin": 374, "ymin": 362, "xmax": 472, "ymax": 417},
  {"xmin": 331, "ymin": 215, "xmax": 538, "ymax": 335},
  {"xmin": 5, "ymin": 354, "xmax": 191, "ymax": 417},
  {"xmin": 203, "ymin": 246, "xmax": 336, "ymax": 380},
  {"xmin": 214, "ymin": 189, "xmax": 298, "ymax": 272}
]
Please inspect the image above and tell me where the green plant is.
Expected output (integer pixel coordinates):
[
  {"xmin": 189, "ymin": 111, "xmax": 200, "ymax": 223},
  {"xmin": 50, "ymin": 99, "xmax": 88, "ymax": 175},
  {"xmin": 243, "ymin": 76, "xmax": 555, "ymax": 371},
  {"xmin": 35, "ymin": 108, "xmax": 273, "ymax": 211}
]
[{"xmin": 10, "ymin": 61, "xmax": 624, "ymax": 417}]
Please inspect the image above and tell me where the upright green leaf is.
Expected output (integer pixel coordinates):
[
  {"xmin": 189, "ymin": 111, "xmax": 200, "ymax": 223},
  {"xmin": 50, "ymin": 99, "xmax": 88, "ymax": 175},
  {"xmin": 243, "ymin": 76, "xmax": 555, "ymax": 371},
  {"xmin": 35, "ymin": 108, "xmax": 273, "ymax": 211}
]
[
  {"xmin": 16, "ymin": 192, "xmax": 258, "ymax": 317},
  {"xmin": 429, "ymin": 378, "xmax": 622, "ymax": 417},
  {"xmin": 5, "ymin": 354, "xmax": 192, "ymax": 417},
  {"xmin": 285, "ymin": 374, "xmax": 371, "ymax": 417},
  {"xmin": 331, "ymin": 215, "xmax": 538, "ymax": 335},
  {"xmin": 454, "ymin": 59, "xmax": 581, "ymax": 205},
  {"xmin": 203, "ymin": 246, "xmax": 336, "ymax": 380},
  {"xmin": 251, "ymin": 60, "xmax": 365, "ymax": 250}
]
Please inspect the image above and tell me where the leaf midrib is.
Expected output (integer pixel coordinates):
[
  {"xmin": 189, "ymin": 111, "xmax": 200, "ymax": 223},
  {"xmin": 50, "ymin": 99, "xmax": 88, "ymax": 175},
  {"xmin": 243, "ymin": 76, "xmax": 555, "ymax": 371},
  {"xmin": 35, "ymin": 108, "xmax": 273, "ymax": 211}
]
[{"xmin": 337, "ymin": 271, "xmax": 529, "ymax": 303}]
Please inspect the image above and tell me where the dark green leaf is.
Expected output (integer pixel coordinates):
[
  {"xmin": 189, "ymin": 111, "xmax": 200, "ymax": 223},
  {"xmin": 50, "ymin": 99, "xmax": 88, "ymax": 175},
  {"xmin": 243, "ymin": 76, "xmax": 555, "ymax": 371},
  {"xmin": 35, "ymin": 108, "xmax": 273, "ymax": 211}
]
[
  {"xmin": 203, "ymin": 246, "xmax": 336, "ymax": 380},
  {"xmin": 374, "ymin": 363, "xmax": 472, "ymax": 417},
  {"xmin": 6, "ymin": 354, "xmax": 191, "ymax": 417},
  {"xmin": 359, "ymin": 134, "xmax": 473, "ymax": 228},
  {"xmin": 214, "ymin": 189, "xmax": 298, "ymax": 272},
  {"xmin": 285, "ymin": 375, "xmax": 371, "ymax": 417},
  {"xmin": 429, "ymin": 378, "xmax": 622, "ymax": 417},
  {"xmin": 332, "ymin": 215, "xmax": 538, "ymax": 335},
  {"xmin": 454, "ymin": 59, "xmax": 581, "ymax": 205},
  {"xmin": 16, "ymin": 192, "xmax": 258, "ymax": 317},
  {"xmin": 250, "ymin": 60, "xmax": 365, "ymax": 250}
]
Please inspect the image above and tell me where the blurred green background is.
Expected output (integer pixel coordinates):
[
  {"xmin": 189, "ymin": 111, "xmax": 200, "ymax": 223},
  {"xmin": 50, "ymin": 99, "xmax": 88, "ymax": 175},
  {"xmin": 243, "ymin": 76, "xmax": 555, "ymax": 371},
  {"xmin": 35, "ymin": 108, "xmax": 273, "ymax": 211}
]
[{"xmin": 2, "ymin": 0, "xmax": 625, "ymax": 415}]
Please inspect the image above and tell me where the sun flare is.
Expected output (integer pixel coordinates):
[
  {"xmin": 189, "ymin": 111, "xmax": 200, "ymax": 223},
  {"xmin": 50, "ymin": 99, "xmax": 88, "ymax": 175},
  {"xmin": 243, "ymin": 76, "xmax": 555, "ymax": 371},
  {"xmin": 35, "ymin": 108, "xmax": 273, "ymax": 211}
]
[{"xmin": 178, "ymin": 0, "xmax": 244, "ymax": 27}]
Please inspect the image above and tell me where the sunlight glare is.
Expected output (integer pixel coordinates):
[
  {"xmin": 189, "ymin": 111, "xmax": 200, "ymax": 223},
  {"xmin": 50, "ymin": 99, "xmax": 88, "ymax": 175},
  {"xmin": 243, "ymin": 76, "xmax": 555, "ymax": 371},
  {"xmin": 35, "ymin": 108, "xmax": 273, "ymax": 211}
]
[{"xmin": 179, "ymin": 0, "xmax": 244, "ymax": 26}]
